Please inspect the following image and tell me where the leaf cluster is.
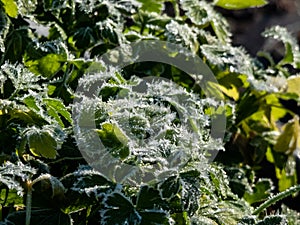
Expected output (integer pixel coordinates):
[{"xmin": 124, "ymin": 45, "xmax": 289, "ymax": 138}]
[{"xmin": 0, "ymin": 0, "xmax": 300, "ymax": 224}]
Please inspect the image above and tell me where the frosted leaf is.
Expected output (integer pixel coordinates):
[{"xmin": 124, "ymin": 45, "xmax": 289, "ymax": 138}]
[
  {"xmin": 0, "ymin": 63, "xmax": 46, "ymax": 94},
  {"xmin": 0, "ymin": 161, "xmax": 36, "ymax": 196},
  {"xmin": 166, "ymin": 20, "xmax": 199, "ymax": 54},
  {"xmin": 200, "ymin": 44, "xmax": 254, "ymax": 76}
]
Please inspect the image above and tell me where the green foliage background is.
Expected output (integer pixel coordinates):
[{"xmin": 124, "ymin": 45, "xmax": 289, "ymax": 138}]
[{"xmin": 0, "ymin": 0, "xmax": 300, "ymax": 224}]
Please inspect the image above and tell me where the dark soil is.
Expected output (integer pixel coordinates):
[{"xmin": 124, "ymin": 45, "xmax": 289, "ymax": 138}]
[{"xmin": 218, "ymin": 0, "xmax": 300, "ymax": 56}]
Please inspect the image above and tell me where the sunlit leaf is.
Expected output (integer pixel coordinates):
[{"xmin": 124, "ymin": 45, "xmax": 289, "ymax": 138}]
[
  {"xmin": 1, "ymin": 0, "xmax": 18, "ymax": 18},
  {"xmin": 277, "ymin": 166, "xmax": 298, "ymax": 192},
  {"xmin": 205, "ymin": 81, "xmax": 225, "ymax": 100},
  {"xmin": 287, "ymin": 75, "xmax": 300, "ymax": 96},
  {"xmin": 27, "ymin": 54, "xmax": 65, "ymax": 78},
  {"xmin": 214, "ymin": 0, "xmax": 267, "ymax": 10},
  {"xmin": 24, "ymin": 41, "xmax": 68, "ymax": 78},
  {"xmin": 136, "ymin": 0, "xmax": 163, "ymax": 13},
  {"xmin": 274, "ymin": 116, "xmax": 299, "ymax": 154},
  {"xmin": 244, "ymin": 179, "xmax": 273, "ymax": 205},
  {"xmin": 43, "ymin": 98, "xmax": 72, "ymax": 127},
  {"xmin": 217, "ymin": 73, "xmax": 248, "ymax": 100},
  {"xmin": 0, "ymin": 189, "xmax": 23, "ymax": 206},
  {"xmin": 95, "ymin": 122, "xmax": 129, "ymax": 160},
  {"xmin": 25, "ymin": 126, "xmax": 60, "ymax": 159},
  {"xmin": 23, "ymin": 95, "xmax": 40, "ymax": 112}
]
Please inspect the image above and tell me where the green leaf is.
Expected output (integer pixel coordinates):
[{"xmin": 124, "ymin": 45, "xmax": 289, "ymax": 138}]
[
  {"xmin": 46, "ymin": 175, "xmax": 65, "ymax": 199},
  {"xmin": 101, "ymin": 192, "xmax": 141, "ymax": 225},
  {"xmin": 235, "ymin": 93, "xmax": 261, "ymax": 125},
  {"xmin": 191, "ymin": 216, "xmax": 219, "ymax": 225},
  {"xmin": 43, "ymin": 98, "xmax": 72, "ymax": 127},
  {"xmin": 22, "ymin": 92, "xmax": 73, "ymax": 127},
  {"xmin": 158, "ymin": 175, "xmax": 180, "ymax": 200},
  {"xmin": 136, "ymin": 186, "xmax": 166, "ymax": 210},
  {"xmin": 264, "ymin": 93, "xmax": 289, "ymax": 126},
  {"xmin": 171, "ymin": 212, "xmax": 189, "ymax": 225},
  {"xmin": 73, "ymin": 27, "xmax": 96, "ymax": 49},
  {"xmin": 209, "ymin": 165, "xmax": 230, "ymax": 198},
  {"xmin": 214, "ymin": 0, "xmax": 267, "ymax": 10},
  {"xmin": 254, "ymin": 185, "xmax": 300, "ymax": 215},
  {"xmin": 30, "ymin": 174, "xmax": 66, "ymax": 208},
  {"xmin": 274, "ymin": 116, "xmax": 299, "ymax": 154},
  {"xmin": 270, "ymin": 150, "xmax": 289, "ymax": 171},
  {"xmin": 180, "ymin": 0, "xmax": 211, "ymax": 26},
  {"xmin": 4, "ymin": 28, "xmax": 31, "ymax": 62},
  {"xmin": 24, "ymin": 41, "xmax": 68, "ymax": 78},
  {"xmin": 1, "ymin": 0, "xmax": 18, "ymax": 18},
  {"xmin": 287, "ymin": 75, "xmax": 300, "ymax": 96},
  {"xmin": 244, "ymin": 179, "xmax": 273, "ymax": 205},
  {"xmin": 26, "ymin": 126, "xmax": 58, "ymax": 159},
  {"xmin": 128, "ymin": 115, "xmax": 150, "ymax": 139},
  {"xmin": 61, "ymin": 167, "xmax": 115, "ymax": 213},
  {"xmin": 218, "ymin": 73, "xmax": 248, "ymax": 100},
  {"xmin": 224, "ymin": 167, "xmax": 251, "ymax": 198},
  {"xmin": 27, "ymin": 54, "xmax": 65, "ymax": 78},
  {"xmin": 23, "ymin": 95, "xmax": 41, "ymax": 112},
  {"xmin": 63, "ymin": 167, "xmax": 114, "ymax": 191},
  {"xmin": 136, "ymin": 0, "xmax": 163, "ymax": 13},
  {"xmin": 0, "ymin": 9, "xmax": 7, "ymax": 43},
  {"xmin": 0, "ymin": 189, "xmax": 23, "ymax": 206},
  {"xmin": 95, "ymin": 123, "xmax": 129, "ymax": 160},
  {"xmin": 180, "ymin": 170, "xmax": 201, "ymax": 214},
  {"xmin": 281, "ymin": 204, "xmax": 300, "ymax": 224},
  {"xmin": 277, "ymin": 167, "xmax": 298, "ymax": 192},
  {"xmin": 97, "ymin": 18, "xmax": 123, "ymax": 45}
]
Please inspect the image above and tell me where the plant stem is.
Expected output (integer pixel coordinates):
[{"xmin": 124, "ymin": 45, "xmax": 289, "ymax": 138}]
[
  {"xmin": 25, "ymin": 174, "xmax": 52, "ymax": 225},
  {"xmin": 174, "ymin": 1, "xmax": 180, "ymax": 18},
  {"xmin": 253, "ymin": 184, "xmax": 300, "ymax": 215},
  {"xmin": 25, "ymin": 181, "xmax": 32, "ymax": 225}
]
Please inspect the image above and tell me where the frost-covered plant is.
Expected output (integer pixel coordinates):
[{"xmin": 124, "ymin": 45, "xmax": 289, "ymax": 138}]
[
  {"xmin": 1, "ymin": 0, "xmax": 300, "ymax": 224},
  {"xmin": 73, "ymin": 64, "xmax": 224, "ymax": 184}
]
